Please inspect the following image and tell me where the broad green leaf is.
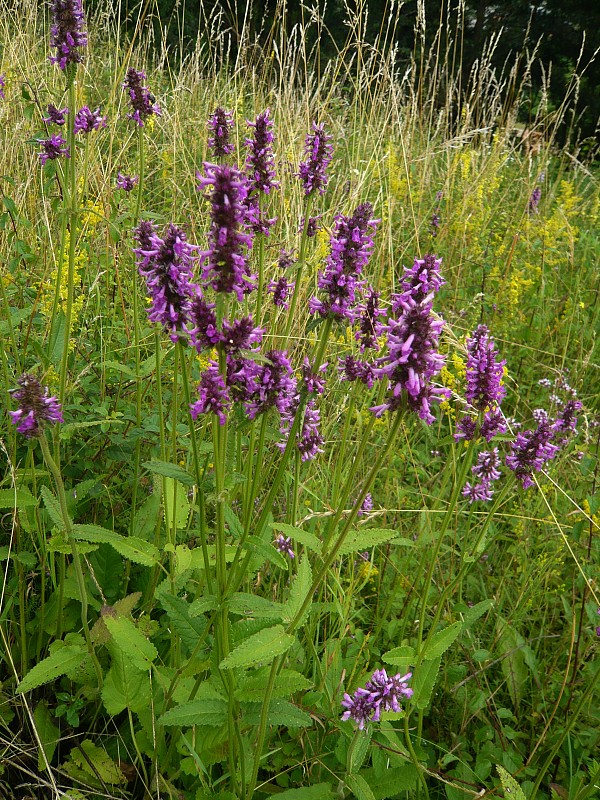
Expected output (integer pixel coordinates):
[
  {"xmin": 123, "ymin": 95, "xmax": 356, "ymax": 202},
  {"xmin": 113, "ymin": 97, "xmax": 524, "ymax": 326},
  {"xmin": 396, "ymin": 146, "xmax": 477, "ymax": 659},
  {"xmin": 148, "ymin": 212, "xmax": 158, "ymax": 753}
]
[
  {"xmin": 72, "ymin": 524, "xmax": 159, "ymax": 566},
  {"xmin": 243, "ymin": 698, "xmax": 312, "ymax": 728},
  {"xmin": 163, "ymin": 476, "xmax": 191, "ymax": 531},
  {"xmin": 358, "ymin": 767, "xmax": 419, "ymax": 799},
  {"xmin": 158, "ymin": 592, "xmax": 207, "ymax": 654},
  {"xmin": 346, "ymin": 773, "xmax": 376, "ymax": 800},
  {"xmin": 102, "ymin": 643, "xmax": 151, "ymax": 715},
  {"xmin": 411, "ymin": 655, "xmax": 441, "ymax": 710},
  {"xmin": 422, "ymin": 621, "xmax": 462, "ymax": 661},
  {"xmin": 270, "ymin": 523, "xmax": 322, "ymax": 554},
  {"xmin": 142, "ymin": 459, "xmax": 195, "ymax": 487},
  {"xmin": 245, "ymin": 535, "xmax": 289, "ymax": 571},
  {"xmin": 382, "ymin": 645, "xmax": 415, "ymax": 670},
  {"xmin": 33, "ymin": 701, "xmax": 60, "ymax": 771},
  {"xmin": 17, "ymin": 645, "xmax": 87, "ymax": 693},
  {"xmin": 224, "ymin": 505, "xmax": 244, "ymax": 538},
  {"xmin": 40, "ymin": 485, "xmax": 66, "ymax": 530},
  {"xmin": 338, "ymin": 529, "xmax": 399, "ymax": 555},
  {"xmin": 496, "ymin": 619, "xmax": 527, "ymax": 708},
  {"xmin": 91, "ymin": 593, "xmax": 142, "ymax": 645},
  {"xmin": 219, "ymin": 625, "xmax": 295, "ymax": 670},
  {"xmin": 228, "ymin": 593, "xmax": 285, "ymax": 620},
  {"xmin": 0, "ymin": 488, "xmax": 36, "ymax": 509},
  {"xmin": 496, "ymin": 766, "xmax": 526, "ymax": 800},
  {"xmin": 235, "ymin": 668, "xmax": 313, "ymax": 702},
  {"xmin": 189, "ymin": 595, "xmax": 218, "ymax": 617},
  {"xmin": 158, "ymin": 698, "xmax": 227, "ymax": 727},
  {"xmin": 262, "ymin": 785, "xmax": 334, "ymax": 800},
  {"xmin": 282, "ymin": 555, "xmax": 312, "ymax": 626},
  {"xmin": 104, "ymin": 615, "xmax": 157, "ymax": 671},
  {"xmin": 132, "ymin": 493, "xmax": 161, "ymax": 540},
  {"xmin": 88, "ymin": 545, "xmax": 125, "ymax": 602},
  {"xmin": 462, "ymin": 599, "xmax": 494, "ymax": 628},
  {"xmin": 67, "ymin": 740, "xmax": 126, "ymax": 785}
]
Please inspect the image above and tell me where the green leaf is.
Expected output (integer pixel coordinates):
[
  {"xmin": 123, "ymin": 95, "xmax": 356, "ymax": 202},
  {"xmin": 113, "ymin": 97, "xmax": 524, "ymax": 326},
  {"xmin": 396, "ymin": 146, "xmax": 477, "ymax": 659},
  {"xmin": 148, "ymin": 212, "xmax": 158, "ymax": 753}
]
[
  {"xmin": 88, "ymin": 545, "xmax": 124, "ymax": 602},
  {"xmin": 104, "ymin": 615, "xmax": 157, "ymax": 671},
  {"xmin": 0, "ymin": 488, "xmax": 37, "ymax": 509},
  {"xmin": 422, "ymin": 621, "xmax": 462, "ymax": 661},
  {"xmin": 162, "ymin": 476, "xmax": 191, "ymax": 531},
  {"xmin": 244, "ymin": 698, "xmax": 312, "ymax": 728},
  {"xmin": 40, "ymin": 485, "xmax": 66, "ymax": 530},
  {"xmin": 219, "ymin": 625, "xmax": 295, "ymax": 670},
  {"xmin": 33, "ymin": 701, "xmax": 60, "ymax": 771},
  {"xmin": 338, "ymin": 528, "xmax": 399, "ymax": 555},
  {"xmin": 228, "ymin": 593, "xmax": 285, "ymax": 620},
  {"xmin": 158, "ymin": 592, "xmax": 207, "ymax": 654},
  {"xmin": 411, "ymin": 656, "xmax": 441, "ymax": 710},
  {"xmin": 158, "ymin": 698, "xmax": 228, "ymax": 727},
  {"xmin": 346, "ymin": 773, "xmax": 377, "ymax": 800},
  {"xmin": 282, "ymin": 555, "xmax": 313, "ymax": 626},
  {"xmin": 245, "ymin": 535, "xmax": 289, "ymax": 571},
  {"xmin": 67, "ymin": 740, "xmax": 126, "ymax": 785},
  {"xmin": 189, "ymin": 595, "xmax": 218, "ymax": 616},
  {"xmin": 235, "ymin": 668, "xmax": 313, "ymax": 702},
  {"xmin": 268, "ymin": 784, "xmax": 334, "ymax": 800},
  {"xmin": 270, "ymin": 523, "xmax": 322, "ymax": 554},
  {"xmin": 496, "ymin": 619, "xmax": 528, "ymax": 708},
  {"xmin": 382, "ymin": 645, "xmax": 415, "ymax": 671},
  {"xmin": 224, "ymin": 505, "xmax": 244, "ymax": 539},
  {"xmin": 358, "ymin": 767, "xmax": 419, "ymax": 798},
  {"xmin": 132, "ymin": 493, "xmax": 161, "ymax": 540},
  {"xmin": 102, "ymin": 644, "xmax": 151, "ymax": 715},
  {"xmin": 17, "ymin": 645, "xmax": 87, "ymax": 693},
  {"xmin": 461, "ymin": 599, "xmax": 493, "ymax": 628},
  {"xmin": 72, "ymin": 524, "xmax": 159, "ymax": 566},
  {"xmin": 496, "ymin": 766, "xmax": 527, "ymax": 800},
  {"xmin": 142, "ymin": 459, "xmax": 195, "ymax": 487}
]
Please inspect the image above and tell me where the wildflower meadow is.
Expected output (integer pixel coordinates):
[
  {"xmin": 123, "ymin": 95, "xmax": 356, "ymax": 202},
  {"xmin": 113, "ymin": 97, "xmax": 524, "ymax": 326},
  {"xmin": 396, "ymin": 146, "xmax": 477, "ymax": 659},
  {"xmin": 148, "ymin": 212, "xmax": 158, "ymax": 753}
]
[{"xmin": 0, "ymin": 1, "xmax": 598, "ymax": 799}]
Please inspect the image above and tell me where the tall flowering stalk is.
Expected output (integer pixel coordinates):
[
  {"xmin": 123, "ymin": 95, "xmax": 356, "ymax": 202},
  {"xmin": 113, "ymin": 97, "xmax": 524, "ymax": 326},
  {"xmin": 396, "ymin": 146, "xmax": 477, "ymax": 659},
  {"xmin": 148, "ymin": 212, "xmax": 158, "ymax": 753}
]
[
  {"xmin": 208, "ymin": 107, "xmax": 234, "ymax": 159},
  {"xmin": 49, "ymin": 0, "xmax": 88, "ymax": 74}
]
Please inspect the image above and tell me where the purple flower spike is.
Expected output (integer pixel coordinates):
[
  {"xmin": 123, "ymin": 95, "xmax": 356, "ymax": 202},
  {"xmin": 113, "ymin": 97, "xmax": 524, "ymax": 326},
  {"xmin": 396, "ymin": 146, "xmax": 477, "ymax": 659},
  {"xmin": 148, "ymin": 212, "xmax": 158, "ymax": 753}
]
[
  {"xmin": 310, "ymin": 203, "xmax": 379, "ymax": 321},
  {"xmin": 245, "ymin": 109, "xmax": 279, "ymax": 194},
  {"xmin": 342, "ymin": 669, "xmax": 412, "ymax": 729},
  {"xmin": 73, "ymin": 106, "xmax": 107, "ymax": 134},
  {"xmin": 268, "ymin": 276, "xmax": 294, "ymax": 308},
  {"xmin": 197, "ymin": 163, "xmax": 255, "ymax": 300},
  {"xmin": 297, "ymin": 399, "xmax": 324, "ymax": 461},
  {"xmin": 135, "ymin": 223, "xmax": 199, "ymax": 341},
  {"xmin": 220, "ymin": 317, "xmax": 264, "ymax": 353},
  {"xmin": 399, "ymin": 253, "xmax": 445, "ymax": 305},
  {"xmin": 37, "ymin": 134, "xmax": 70, "ymax": 164},
  {"xmin": 49, "ymin": 0, "xmax": 88, "ymax": 70},
  {"xmin": 123, "ymin": 68, "xmax": 161, "ymax": 127},
  {"xmin": 274, "ymin": 534, "xmax": 295, "ymax": 560},
  {"xmin": 356, "ymin": 289, "xmax": 384, "ymax": 351},
  {"xmin": 9, "ymin": 374, "xmax": 64, "ymax": 438},
  {"xmin": 44, "ymin": 104, "xmax": 68, "ymax": 126},
  {"xmin": 357, "ymin": 493, "xmax": 373, "ymax": 517},
  {"xmin": 301, "ymin": 358, "xmax": 327, "ymax": 394},
  {"xmin": 133, "ymin": 220, "xmax": 156, "ymax": 251},
  {"xmin": 117, "ymin": 172, "xmax": 139, "ymax": 192},
  {"xmin": 0, "ymin": 75, "xmax": 5, "ymax": 100},
  {"xmin": 243, "ymin": 350, "xmax": 297, "ymax": 420},
  {"xmin": 190, "ymin": 363, "xmax": 231, "ymax": 425},
  {"xmin": 464, "ymin": 325, "xmax": 506, "ymax": 411},
  {"xmin": 372, "ymin": 295, "xmax": 448, "ymax": 424},
  {"xmin": 297, "ymin": 122, "xmax": 333, "ymax": 196},
  {"xmin": 187, "ymin": 296, "xmax": 220, "ymax": 352},
  {"xmin": 339, "ymin": 355, "xmax": 374, "ymax": 388},
  {"xmin": 528, "ymin": 187, "xmax": 542, "ymax": 214},
  {"xmin": 506, "ymin": 415, "xmax": 559, "ymax": 489},
  {"xmin": 208, "ymin": 107, "xmax": 234, "ymax": 158}
]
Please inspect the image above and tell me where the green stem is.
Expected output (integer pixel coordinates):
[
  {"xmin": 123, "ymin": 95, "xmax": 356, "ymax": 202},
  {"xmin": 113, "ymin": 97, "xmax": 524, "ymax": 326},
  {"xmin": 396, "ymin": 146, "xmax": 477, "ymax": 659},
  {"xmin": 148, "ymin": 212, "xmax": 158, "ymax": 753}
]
[
  {"xmin": 38, "ymin": 435, "xmax": 103, "ymax": 689},
  {"xmin": 284, "ymin": 194, "xmax": 314, "ymax": 341}
]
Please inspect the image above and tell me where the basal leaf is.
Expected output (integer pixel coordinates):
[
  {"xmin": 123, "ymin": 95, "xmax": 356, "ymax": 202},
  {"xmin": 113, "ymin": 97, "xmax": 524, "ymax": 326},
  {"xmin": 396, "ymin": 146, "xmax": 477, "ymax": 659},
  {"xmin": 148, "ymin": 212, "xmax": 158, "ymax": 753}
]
[
  {"xmin": 338, "ymin": 529, "xmax": 399, "ymax": 555},
  {"xmin": 17, "ymin": 645, "xmax": 87, "ymax": 693},
  {"xmin": 382, "ymin": 645, "xmax": 415, "ymax": 670},
  {"xmin": 104, "ymin": 615, "xmax": 157, "ymax": 671},
  {"xmin": 40, "ymin": 485, "xmax": 66, "ymax": 530},
  {"xmin": 158, "ymin": 698, "xmax": 228, "ymax": 727},
  {"xmin": 411, "ymin": 655, "xmax": 441, "ymax": 710},
  {"xmin": 346, "ymin": 773, "xmax": 377, "ymax": 800},
  {"xmin": 72, "ymin": 524, "xmax": 159, "ymax": 566},
  {"xmin": 235, "ymin": 668, "xmax": 313, "ymax": 702},
  {"xmin": 33, "ymin": 701, "xmax": 60, "ymax": 771},
  {"xmin": 0, "ymin": 488, "xmax": 36, "ymax": 510},
  {"xmin": 158, "ymin": 592, "xmax": 207, "ymax": 654},
  {"xmin": 422, "ymin": 621, "xmax": 462, "ymax": 661},
  {"xmin": 228, "ymin": 592, "xmax": 285, "ymax": 620},
  {"xmin": 219, "ymin": 625, "xmax": 295, "ymax": 670},
  {"xmin": 162, "ymin": 477, "xmax": 191, "ymax": 531},
  {"xmin": 102, "ymin": 643, "xmax": 151, "ymax": 715},
  {"xmin": 282, "ymin": 555, "xmax": 312, "ymax": 626},
  {"xmin": 461, "ymin": 599, "xmax": 494, "ymax": 629},
  {"xmin": 496, "ymin": 765, "xmax": 527, "ymax": 800},
  {"xmin": 142, "ymin": 459, "xmax": 195, "ymax": 487}
]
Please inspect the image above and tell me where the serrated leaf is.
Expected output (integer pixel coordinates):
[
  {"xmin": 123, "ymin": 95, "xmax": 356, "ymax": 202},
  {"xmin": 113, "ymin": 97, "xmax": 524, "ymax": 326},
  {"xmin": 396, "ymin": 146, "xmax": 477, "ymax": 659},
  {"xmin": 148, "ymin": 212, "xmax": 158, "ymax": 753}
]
[
  {"xmin": 40, "ymin": 485, "xmax": 66, "ymax": 530},
  {"xmin": 143, "ymin": 459, "xmax": 195, "ymax": 487},
  {"xmin": 243, "ymin": 698, "xmax": 312, "ymax": 728},
  {"xmin": 338, "ymin": 528, "xmax": 399, "ymax": 555},
  {"xmin": 228, "ymin": 593, "xmax": 285, "ymax": 620},
  {"xmin": 346, "ymin": 773, "xmax": 376, "ymax": 800},
  {"xmin": 496, "ymin": 765, "xmax": 527, "ymax": 800},
  {"xmin": 245, "ymin": 535, "xmax": 289, "ymax": 570},
  {"xmin": 235, "ymin": 668, "xmax": 313, "ymax": 702},
  {"xmin": 219, "ymin": 625, "xmax": 295, "ymax": 670},
  {"xmin": 271, "ymin": 784, "xmax": 334, "ymax": 800},
  {"xmin": 382, "ymin": 645, "xmax": 415, "ymax": 670},
  {"xmin": 69, "ymin": 740, "xmax": 126, "ymax": 785},
  {"xmin": 88, "ymin": 545, "xmax": 125, "ymax": 602},
  {"xmin": 102, "ymin": 643, "xmax": 151, "ymax": 715},
  {"xmin": 158, "ymin": 698, "xmax": 228, "ymax": 727},
  {"xmin": 422, "ymin": 621, "xmax": 462, "ymax": 661},
  {"xmin": 189, "ymin": 595, "xmax": 218, "ymax": 616},
  {"xmin": 411, "ymin": 655, "xmax": 440, "ymax": 710},
  {"xmin": 0, "ymin": 488, "xmax": 37, "ymax": 509},
  {"xmin": 461, "ymin": 599, "xmax": 493, "ymax": 628},
  {"xmin": 282, "ymin": 555, "xmax": 312, "ymax": 626},
  {"xmin": 33, "ymin": 701, "xmax": 60, "ymax": 771},
  {"xmin": 163, "ymin": 477, "xmax": 191, "ymax": 530},
  {"xmin": 358, "ymin": 766, "xmax": 419, "ymax": 798},
  {"xmin": 496, "ymin": 619, "xmax": 527, "ymax": 708},
  {"xmin": 224, "ymin": 505, "xmax": 244, "ymax": 538},
  {"xmin": 104, "ymin": 615, "xmax": 157, "ymax": 671},
  {"xmin": 17, "ymin": 645, "xmax": 87, "ymax": 693},
  {"xmin": 91, "ymin": 593, "xmax": 142, "ymax": 645},
  {"xmin": 270, "ymin": 523, "xmax": 322, "ymax": 554},
  {"xmin": 71, "ymin": 524, "xmax": 159, "ymax": 566},
  {"xmin": 158, "ymin": 592, "xmax": 207, "ymax": 654}
]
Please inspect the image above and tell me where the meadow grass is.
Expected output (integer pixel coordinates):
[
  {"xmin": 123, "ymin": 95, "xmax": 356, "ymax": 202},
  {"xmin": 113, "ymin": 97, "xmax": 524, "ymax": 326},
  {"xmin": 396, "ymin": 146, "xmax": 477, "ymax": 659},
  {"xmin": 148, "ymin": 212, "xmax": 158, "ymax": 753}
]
[{"xmin": 0, "ymin": 2, "xmax": 598, "ymax": 799}]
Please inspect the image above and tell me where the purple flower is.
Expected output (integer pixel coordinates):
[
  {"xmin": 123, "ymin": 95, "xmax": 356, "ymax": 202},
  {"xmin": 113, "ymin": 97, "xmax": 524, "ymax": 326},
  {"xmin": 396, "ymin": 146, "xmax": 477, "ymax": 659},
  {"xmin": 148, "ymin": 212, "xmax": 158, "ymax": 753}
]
[
  {"xmin": 220, "ymin": 317, "xmax": 264, "ymax": 353},
  {"xmin": 551, "ymin": 399, "xmax": 582, "ymax": 446},
  {"xmin": 133, "ymin": 219, "xmax": 156, "ymax": 251},
  {"xmin": 356, "ymin": 289, "xmax": 383, "ymax": 351},
  {"xmin": 357, "ymin": 493, "xmax": 373, "ymax": 517},
  {"xmin": 297, "ymin": 399, "xmax": 324, "ymax": 461},
  {"xmin": 398, "ymin": 254, "xmax": 445, "ymax": 305},
  {"xmin": 49, "ymin": 0, "xmax": 88, "ymax": 70},
  {"xmin": 300, "ymin": 215, "xmax": 322, "ymax": 238},
  {"xmin": 0, "ymin": 75, "xmax": 5, "ymax": 100},
  {"xmin": 190, "ymin": 363, "xmax": 231, "ymax": 425},
  {"xmin": 37, "ymin": 134, "xmax": 70, "ymax": 164},
  {"xmin": 309, "ymin": 203, "xmax": 378, "ymax": 321},
  {"xmin": 462, "ymin": 481, "xmax": 494, "ymax": 503},
  {"xmin": 122, "ymin": 68, "xmax": 160, "ymax": 127},
  {"xmin": 464, "ymin": 325, "xmax": 506, "ymax": 410},
  {"xmin": 268, "ymin": 276, "xmax": 294, "ymax": 308},
  {"xmin": 135, "ymin": 223, "xmax": 199, "ymax": 341},
  {"xmin": 342, "ymin": 669, "xmax": 412, "ymax": 729},
  {"xmin": 44, "ymin": 104, "xmax": 68, "ymax": 126},
  {"xmin": 243, "ymin": 350, "xmax": 297, "ymax": 420},
  {"xmin": 480, "ymin": 408, "xmax": 507, "ymax": 441},
  {"xmin": 506, "ymin": 415, "xmax": 559, "ymax": 489},
  {"xmin": 9, "ymin": 374, "xmax": 64, "ymax": 438},
  {"xmin": 297, "ymin": 122, "xmax": 333, "ymax": 196},
  {"xmin": 472, "ymin": 448, "xmax": 502, "ymax": 483},
  {"xmin": 274, "ymin": 534, "xmax": 295, "ymax": 560},
  {"xmin": 73, "ymin": 105, "xmax": 106, "ymax": 134},
  {"xmin": 301, "ymin": 358, "xmax": 327, "ymax": 394},
  {"xmin": 208, "ymin": 107, "xmax": 234, "ymax": 158},
  {"xmin": 371, "ymin": 295, "xmax": 448, "ymax": 424},
  {"xmin": 245, "ymin": 109, "xmax": 278, "ymax": 194},
  {"xmin": 197, "ymin": 163, "xmax": 255, "ymax": 300},
  {"xmin": 116, "ymin": 172, "xmax": 139, "ymax": 192},
  {"xmin": 528, "ymin": 187, "xmax": 542, "ymax": 214},
  {"xmin": 338, "ymin": 355, "xmax": 374, "ymax": 388},
  {"xmin": 187, "ymin": 296, "xmax": 220, "ymax": 352},
  {"xmin": 226, "ymin": 355, "xmax": 260, "ymax": 403},
  {"xmin": 430, "ymin": 213, "xmax": 441, "ymax": 236}
]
